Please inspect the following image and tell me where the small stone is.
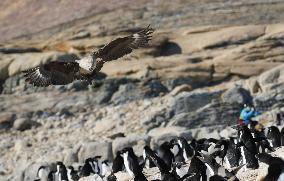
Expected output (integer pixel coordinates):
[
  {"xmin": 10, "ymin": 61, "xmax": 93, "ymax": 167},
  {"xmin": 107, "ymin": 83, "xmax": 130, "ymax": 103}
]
[
  {"xmin": 13, "ymin": 118, "xmax": 41, "ymax": 131},
  {"xmin": 78, "ymin": 141, "xmax": 113, "ymax": 162}
]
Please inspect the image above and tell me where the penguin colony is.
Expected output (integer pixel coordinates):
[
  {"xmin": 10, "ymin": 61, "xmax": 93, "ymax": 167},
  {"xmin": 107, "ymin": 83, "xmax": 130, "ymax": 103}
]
[{"xmin": 35, "ymin": 125, "xmax": 284, "ymax": 181}]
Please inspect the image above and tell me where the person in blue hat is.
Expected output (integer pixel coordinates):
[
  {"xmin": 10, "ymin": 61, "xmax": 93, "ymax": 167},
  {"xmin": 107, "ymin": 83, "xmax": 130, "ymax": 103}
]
[{"xmin": 239, "ymin": 104, "xmax": 261, "ymax": 126}]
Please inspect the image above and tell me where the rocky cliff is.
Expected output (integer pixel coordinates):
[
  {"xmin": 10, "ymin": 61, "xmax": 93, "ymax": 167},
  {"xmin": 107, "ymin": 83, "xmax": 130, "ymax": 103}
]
[{"xmin": 0, "ymin": 0, "xmax": 284, "ymax": 180}]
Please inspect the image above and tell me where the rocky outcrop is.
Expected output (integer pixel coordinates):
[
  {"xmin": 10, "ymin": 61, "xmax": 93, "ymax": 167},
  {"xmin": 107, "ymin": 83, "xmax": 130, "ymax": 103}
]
[{"xmin": 1, "ymin": 1, "xmax": 284, "ymax": 180}]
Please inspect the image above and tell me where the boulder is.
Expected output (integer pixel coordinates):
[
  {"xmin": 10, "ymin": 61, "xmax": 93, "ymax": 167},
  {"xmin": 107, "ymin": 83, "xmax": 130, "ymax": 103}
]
[
  {"xmin": 78, "ymin": 141, "xmax": 113, "ymax": 162},
  {"xmin": 13, "ymin": 118, "xmax": 41, "ymax": 131},
  {"xmin": 0, "ymin": 113, "xmax": 15, "ymax": 130},
  {"xmin": 0, "ymin": 58, "xmax": 13, "ymax": 80},
  {"xmin": 148, "ymin": 126, "xmax": 192, "ymax": 149},
  {"xmin": 112, "ymin": 134, "xmax": 150, "ymax": 156},
  {"xmin": 111, "ymin": 83, "xmax": 142, "ymax": 105},
  {"xmin": 221, "ymin": 87, "xmax": 252, "ymax": 105},
  {"xmin": 171, "ymin": 89, "xmax": 223, "ymax": 115}
]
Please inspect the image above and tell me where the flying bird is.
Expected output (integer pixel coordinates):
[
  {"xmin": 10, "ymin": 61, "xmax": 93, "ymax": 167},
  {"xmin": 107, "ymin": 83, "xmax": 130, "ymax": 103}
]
[{"xmin": 23, "ymin": 26, "xmax": 154, "ymax": 87}]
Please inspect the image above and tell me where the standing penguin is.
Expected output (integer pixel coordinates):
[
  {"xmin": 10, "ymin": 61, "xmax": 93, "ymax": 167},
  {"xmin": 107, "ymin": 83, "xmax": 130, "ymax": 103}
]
[
  {"xmin": 237, "ymin": 126, "xmax": 259, "ymax": 169},
  {"xmin": 257, "ymin": 153, "xmax": 284, "ymax": 181},
  {"xmin": 267, "ymin": 126, "xmax": 281, "ymax": 148},
  {"xmin": 112, "ymin": 151, "xmax": 124, "ymax": 174},
  {"xmin": 36, "ymin": 165, "xmax": 53, "ymax": 181},
  {"xmin": 79, "ymin": 158, "xmax": 95, "ymax": 177},
  {"xmin": 172, "ymin": 137, "xmax": 195, "ymax": 162},
  {"xmin": 252, "ymin": 128, "xmax": 274, "ymax": 153},
  {"xmin": 157, "ymin": 141, "xmax": 175, "ymax": 171},
  {"xmin": 223, "ymin": 137, "xmax": 240, "ymax": 169},
  {"xmin": 144, "ymin": 145, "xmax": 178, "ymax": 181},
  {"xmin": 101, "ymin": 160, "xmax": 112, "ymax": 177},
  {"xmin": 197, "ymin": 154, "xmax": 241, "ymax": 180},
  {"xmin": 188, "ymin": 156, "xmax": 207, "ymax": 181},
  {"xmin": 121, "ymin": 147, "xmax": 147, "ymax": 181},
  {"xmin": 143, "ymin": 146, "xmax": 156, "ymax": 169},
  {"xmin": 66, "ymin": 166, "xmax": 79, "ymax": 181},
  {"xmin": 55, "ymin": 162, "xmax": 68, "ymax": 181}
]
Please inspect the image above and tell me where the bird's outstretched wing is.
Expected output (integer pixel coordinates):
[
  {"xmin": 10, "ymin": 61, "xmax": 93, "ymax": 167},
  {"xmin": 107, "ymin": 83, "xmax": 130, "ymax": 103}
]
[
  {"xmin": 23, "ymin": 62, "xmax": 79, "ymax": 87},
  {"xmin": 93, "ymin": 25, "xmax": 154, "ymax": 72}
]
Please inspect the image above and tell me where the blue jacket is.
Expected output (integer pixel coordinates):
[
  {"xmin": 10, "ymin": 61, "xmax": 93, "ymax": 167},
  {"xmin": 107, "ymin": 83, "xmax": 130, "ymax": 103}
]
[{"xmin": 239, "ymin": 107, "xmax": 260, "ymax": 125}]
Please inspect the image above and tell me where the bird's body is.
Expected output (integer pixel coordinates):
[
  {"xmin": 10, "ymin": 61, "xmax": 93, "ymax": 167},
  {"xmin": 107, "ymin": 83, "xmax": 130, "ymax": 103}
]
[{"xmin": 23, "ymin": 26, "xmax": 154, "ymax": 87}]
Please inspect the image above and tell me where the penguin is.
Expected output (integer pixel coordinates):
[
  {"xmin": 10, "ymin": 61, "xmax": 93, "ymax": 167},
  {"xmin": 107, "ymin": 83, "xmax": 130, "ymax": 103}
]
[
  {"xmin": 223, "ymin": 137, "xmax": 240, "ymax": 169},
  {"xmin": 281, "ymin": 127, "xmax": 284, "ymax": 146},
  {"xmin": 252, "ymin": 128, "xmax": 274, "ymax": 153},
  {"xmin": 144, "ymin": 145, "xmax": 177, "ymax": 181},
  {"xmin": 157, "ymin": 141, "xmax": 175, "ymax": 171},
  {"xmin": 143, "ymin": 146, "xmax": 156, "ymax": 169},
  {"xmin": 169, "ymin": 139, "xmax": 185, "ymax": 163},
  {"xmin": 91, "ymin": 156, "xmax": 102, "ymax": 175},
  {"xmin": 197, "ymin": 154, "xmax": 241, "ymax": 180},
  {"xmin": 237, "ymin": 125, "xmax": 259, "ymax": 170},
  {"xmin": 36, "ymin": 165, "xmax": 53, "ymax": 181},
  {"xmin": 121, "ymin": 147, "xmax": 147, "ymax": 181},
  {"xmin": 55, "ymin": 162, "xmax": 68, "ymax": 181},
  {"xmin": 211, "ymin": 139, "xmax": 229, "ymax": 166},
  {"xmin": 101, "ymin": 160, "xmax": 112, "ymax": 177},
  {"xmin": 257, "ymin": 153, "xmax": 284, "ymax": 181},
  {"xmin": 112, "ymin": 150, "xmax": 124, "ymax": 174},
  {"xmin": 267, "ymin": 126, "xmax": 281, "ymax": 148},
  {"xmin": 79, "ymin": 158, "xmax": 95, "ymax": 177},
  {"xmin": 188, "ymin": 156, "xmax": 207, "ymax": 181},
  {"xmin": 200, "ymin": 138, "xmax": 219, "ymax": 156},
  {"xmin": 66, "ymin": 166, "xmax": 79, "ymax": 181},
  {"xmin": 172, "ymin": 137, "xmax": 195, "ymax": 162}
]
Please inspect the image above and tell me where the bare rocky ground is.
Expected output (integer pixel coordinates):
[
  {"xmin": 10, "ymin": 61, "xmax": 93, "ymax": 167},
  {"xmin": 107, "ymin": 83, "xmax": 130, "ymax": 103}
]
[{"xmin": 1, "ymin": 0, "xmax": 284, "ymax": 180}]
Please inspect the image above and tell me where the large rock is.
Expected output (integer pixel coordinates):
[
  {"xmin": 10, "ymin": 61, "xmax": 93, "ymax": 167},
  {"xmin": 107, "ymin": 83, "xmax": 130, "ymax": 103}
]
[
  {"xmin": 0, "ymin": 58, "xmax": 13, "ymax": 80},
  {"xmin": 78, "ymin": 141, "xmax": 113, "ymax": 162},
  {"xmin": 221, "ymin": 87, "xmax": 252, "ymax": 105},
  {"xmin": 0, "ymin": 113, "xmax": 15, "ymax": 130},
  {"xmin": 258, "ymin": 64, "xmax": 284, "ymax": 91},
  {"xmin": 110, "ymin": 83, "xmax": 142, "ymax": 105},
  {"xmin": 112, "ymin": 134, "xmax": 150, "ymax": 156},
  {"xmin": 168, "ymin": 101, "xmax": 240, "ymax": 128},
  {"xmin": 13, "ymin": 118, "xmax": 41, "ymax": 131},
  {"xmin": 8, "ymin": 52, "xmax": 78, "ymax": 76},
  {"xmin": 148, "ymin": 126, "xmax": 192, "ymax": 149},
  {"xmin": 172, "ymin": 89, "xmax": 223, "ymax": 115}
]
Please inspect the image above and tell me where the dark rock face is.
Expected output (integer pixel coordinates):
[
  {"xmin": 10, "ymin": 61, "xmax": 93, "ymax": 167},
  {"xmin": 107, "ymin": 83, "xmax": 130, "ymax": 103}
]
[
  {"xmin": 222, "ymin": 87, "xmax": 252, "ymax": 105},
  {"xmin": 172, "ymin": 90, "xmax": 223, "ymax": 115}
]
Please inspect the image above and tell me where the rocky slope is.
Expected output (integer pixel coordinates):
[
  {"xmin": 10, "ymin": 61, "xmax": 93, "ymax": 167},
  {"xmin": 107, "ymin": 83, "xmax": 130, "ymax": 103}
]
[{"xmin": 0, "ymin": 0, "xmax": 284, "ymax": 180}]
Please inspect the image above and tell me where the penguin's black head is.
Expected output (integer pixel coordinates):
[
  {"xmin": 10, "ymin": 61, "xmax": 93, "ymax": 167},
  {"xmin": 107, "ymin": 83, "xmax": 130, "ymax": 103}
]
[
  {"xmin": 122, "ymin": 147, "xmax": 135, "ymax": 155},
  {"xmin": 85, "ymin": 158, "xmax": 93, "ymax": 163},
  {"xmin": 67, "ymin": 166, "xmax": 74, "ymax": 171},
  {"xmin": 56, "ymin": 161, "xmax": 64, "ymax": 167}
]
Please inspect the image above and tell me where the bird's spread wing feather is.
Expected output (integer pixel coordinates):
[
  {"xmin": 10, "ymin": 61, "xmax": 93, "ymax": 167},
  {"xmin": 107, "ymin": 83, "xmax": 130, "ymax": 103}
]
[
  {"xmin": 93, "ymin": 25, "xmax": 154, "ymax": 72},
  {"xmin": 23, "ymin": 62, "xmax": 79, "ymax": 87}
]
